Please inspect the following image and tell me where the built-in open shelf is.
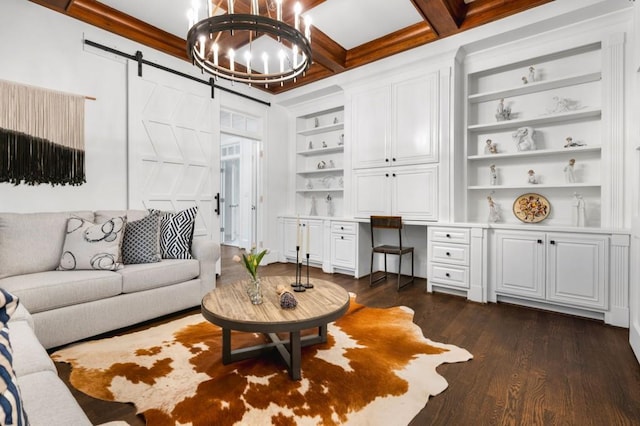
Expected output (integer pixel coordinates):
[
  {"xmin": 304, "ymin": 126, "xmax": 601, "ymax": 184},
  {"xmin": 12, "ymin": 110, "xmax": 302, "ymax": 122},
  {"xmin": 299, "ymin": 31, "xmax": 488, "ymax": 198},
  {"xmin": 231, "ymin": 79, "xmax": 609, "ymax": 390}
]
[
  {"xmin": 468, "ymin": 145, "xmax": 601, "ymax": 160},
  {"xmin": 468, "ymin": 108, "xmax": 601, "ymax": 133}
]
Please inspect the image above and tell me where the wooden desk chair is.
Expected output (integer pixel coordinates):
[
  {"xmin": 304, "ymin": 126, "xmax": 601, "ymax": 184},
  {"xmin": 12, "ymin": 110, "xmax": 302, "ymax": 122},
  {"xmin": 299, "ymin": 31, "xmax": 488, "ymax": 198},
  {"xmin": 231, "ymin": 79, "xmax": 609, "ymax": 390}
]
[{"xmin": 369, "ymin": 215, "xmax": 414, "ymax": 290}]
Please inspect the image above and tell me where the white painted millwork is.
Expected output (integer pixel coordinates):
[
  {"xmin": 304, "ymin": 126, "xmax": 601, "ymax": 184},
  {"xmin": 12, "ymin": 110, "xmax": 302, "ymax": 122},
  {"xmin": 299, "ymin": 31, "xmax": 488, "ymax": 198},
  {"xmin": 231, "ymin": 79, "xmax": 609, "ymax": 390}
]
[
  {"xmin": 281, "ymin": 217, "xmax": 324, "ymax": 263},
  {"xmin": 630, "ymin": 218, "xmax": 640, "ymax": 362},
  {"xmin": 127, "ymin": 62, "xmax": 219, "ymax": 245}
]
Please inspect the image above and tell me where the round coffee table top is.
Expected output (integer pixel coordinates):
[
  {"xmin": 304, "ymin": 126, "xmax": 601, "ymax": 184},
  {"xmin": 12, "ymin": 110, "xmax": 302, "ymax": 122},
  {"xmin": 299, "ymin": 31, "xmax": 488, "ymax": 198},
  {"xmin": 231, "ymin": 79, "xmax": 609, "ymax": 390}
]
[{"xmin": 201, "ymin": 276, "xmax": 350, "ymax": 333}]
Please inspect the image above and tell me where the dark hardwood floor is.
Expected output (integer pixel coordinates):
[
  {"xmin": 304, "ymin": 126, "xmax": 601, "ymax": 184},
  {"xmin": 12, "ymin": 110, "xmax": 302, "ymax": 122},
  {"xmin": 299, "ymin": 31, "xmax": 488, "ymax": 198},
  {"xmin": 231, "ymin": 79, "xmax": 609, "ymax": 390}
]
[{"xmin": 54, "ymin": 245, "xmax": 640, "ymax": 425}]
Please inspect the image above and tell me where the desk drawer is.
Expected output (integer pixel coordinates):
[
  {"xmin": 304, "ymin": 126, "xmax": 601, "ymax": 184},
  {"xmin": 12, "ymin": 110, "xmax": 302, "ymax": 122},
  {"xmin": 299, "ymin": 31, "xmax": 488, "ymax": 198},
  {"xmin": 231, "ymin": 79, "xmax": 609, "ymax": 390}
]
[
  {"xmin": 430, "ymin": 243, "xmax": 469, "ymax": 265},
  {"xmin": 429, "ymin": 227, "xmax": 470, "ymax": 244},
  {"xmin": 429, "ymin": 263, "xmax": 469, "ymax": 289},
  {"xmin": 331, "ymin": 221, "xmax": 356, "ymax": 234}
]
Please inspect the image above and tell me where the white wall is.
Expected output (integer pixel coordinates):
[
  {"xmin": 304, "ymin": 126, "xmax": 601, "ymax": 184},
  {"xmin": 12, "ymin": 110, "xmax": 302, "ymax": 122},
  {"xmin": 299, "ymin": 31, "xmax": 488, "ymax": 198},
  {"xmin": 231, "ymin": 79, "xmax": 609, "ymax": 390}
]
[{"xmin": 0, "ymin": 0, "xmax": 272, "ymax": 213}]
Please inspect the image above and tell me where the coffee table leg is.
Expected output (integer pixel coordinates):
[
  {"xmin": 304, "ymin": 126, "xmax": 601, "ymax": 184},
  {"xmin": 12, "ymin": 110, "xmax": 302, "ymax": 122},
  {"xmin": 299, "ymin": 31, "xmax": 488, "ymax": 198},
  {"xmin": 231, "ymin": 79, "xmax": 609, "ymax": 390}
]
[
  {"xmin": 222, "ymin": 328, "xmax": 232, "ymax": 364},
  {"xmin": 290, "ymin": 331, "xmax": 301, "ymax": 380}
]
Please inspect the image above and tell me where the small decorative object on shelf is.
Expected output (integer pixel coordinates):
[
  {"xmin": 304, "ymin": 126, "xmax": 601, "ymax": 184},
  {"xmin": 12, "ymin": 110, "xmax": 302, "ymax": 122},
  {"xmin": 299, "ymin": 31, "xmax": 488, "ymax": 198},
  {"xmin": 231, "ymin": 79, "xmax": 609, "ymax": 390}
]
[
  {"xmin": 495, "ymin": 98, "xmax": 512, "ymax": 121},
  {"xmin": 321, "ymin": 176, "xmax": 333, "ymax": 188},
  {"xmin": 564, "ymin": 158, "xmax": 576, "ymax": 183},
  {"xmin": 547, "ymin": 96, "xmax": 581, "ymax": 114},
  {"xmin": 513, "ymin": 126, "xmax": 536, "ymax": 151},
  {"xmin": 233, "ymin": 247, "xmax": 268, "ymax": 305},
  {"xmin": 277, "ymin": 284, "xmax": 298, "ymax": 309},
  {"xmin": 309, "ymin": 196, "xmax": 318, "ymax": 216},
  {"xmin": 528, "ymin": 66, "xmax": 536, "ymax": 83},
  {"xmin": 527, "ymin": 169, "xmax": 539, "ymax": 184},
  {"xmin": 487, "ymin": 194, "xmax": 501, "ymax": 223},
  {"xmin": 326, "ymin": 194, "xmax": 334, "ymax": 217},
  {"xmin": 489, "ymin": 164, "xmax": 498, "ymax": 185},
  {"xmin": 522, "ymin": 76, "xmax": 528, "ymax": 85},
  {"xmin": 317, "ymin": 160, "xmax": 326, "ymax": 169},
  {"xmin": 333, "ymin": 117, "xmax": 338, "ymax": 124},
  {"xmin": 305, "ymin": 179, "xmax": 313, "ymax": 189},
  {"xmin": 338, "ymin": 134, "xmax": 344, "ymax": 146},
  {"xmin": 564, "ymin": 136, "xmax": 586, "ymax": 148},
  {"xmin": 513, "ymin": 193, "xmax": 550, "ymax": 223},
  {"xmin": 314, "ymin": 117, "xmax": 319, "ymax": 128},
  {"xmin": 322, "ymin": 141, "xmax": 327, "ymax": 148},
  {"xmin": 308, "ymin": 141, "xmax": 313, "ymax": 150},
  {"xmin": 328, "ymin": 159, "xmax": 335, "ymax": 168},
  {"xmin": 572, "ymin": 192, "xmax": 586, "ymax": 227},
  {"xmin": 338, "ymin": 176, "xmax": 344, "ymax": 187},
  {"xmin": 484, "ymin": 139, "xmax": 498, "ymax": 154}
]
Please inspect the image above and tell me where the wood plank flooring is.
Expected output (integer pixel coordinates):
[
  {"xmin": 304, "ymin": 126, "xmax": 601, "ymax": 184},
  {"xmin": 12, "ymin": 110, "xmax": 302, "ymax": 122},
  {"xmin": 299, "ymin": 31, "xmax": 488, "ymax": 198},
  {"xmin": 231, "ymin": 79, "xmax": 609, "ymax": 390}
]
[{"xmin": 54, "ymin": 245, "xmax": 640, "ymax": 425}]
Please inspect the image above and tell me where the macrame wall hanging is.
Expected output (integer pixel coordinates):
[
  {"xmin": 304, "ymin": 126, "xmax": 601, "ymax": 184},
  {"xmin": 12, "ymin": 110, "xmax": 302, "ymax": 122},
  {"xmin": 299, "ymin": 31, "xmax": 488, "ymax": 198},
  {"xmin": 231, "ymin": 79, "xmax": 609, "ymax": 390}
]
[{"xmin": 0, "ymin": 79, "xmax": 86, "ymax": 186}]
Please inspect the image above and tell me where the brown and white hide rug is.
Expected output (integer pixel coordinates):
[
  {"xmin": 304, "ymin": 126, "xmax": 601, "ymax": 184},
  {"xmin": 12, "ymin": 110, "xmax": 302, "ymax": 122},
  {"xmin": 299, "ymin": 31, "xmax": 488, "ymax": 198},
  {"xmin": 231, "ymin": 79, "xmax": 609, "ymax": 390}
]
[{"xmin": 52, "ymin": 295, "xmax": 472, "ymax": 425}]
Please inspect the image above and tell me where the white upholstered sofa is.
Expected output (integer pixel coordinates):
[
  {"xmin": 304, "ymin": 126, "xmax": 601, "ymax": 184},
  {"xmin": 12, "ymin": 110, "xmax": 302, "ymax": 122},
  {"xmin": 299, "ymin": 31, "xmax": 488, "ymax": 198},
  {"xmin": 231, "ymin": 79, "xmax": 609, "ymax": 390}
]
[{"xmin": 0, "ymin": 209, "xmax": 219, "ymax": 425}]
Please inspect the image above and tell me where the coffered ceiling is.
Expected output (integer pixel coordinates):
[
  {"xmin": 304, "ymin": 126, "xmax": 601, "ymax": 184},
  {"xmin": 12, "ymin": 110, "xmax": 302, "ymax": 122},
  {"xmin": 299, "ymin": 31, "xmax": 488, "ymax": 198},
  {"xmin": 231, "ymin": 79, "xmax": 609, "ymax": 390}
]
[{"xmin": 29, "ymin": 0, "xmax": 554, "ymax": 94}]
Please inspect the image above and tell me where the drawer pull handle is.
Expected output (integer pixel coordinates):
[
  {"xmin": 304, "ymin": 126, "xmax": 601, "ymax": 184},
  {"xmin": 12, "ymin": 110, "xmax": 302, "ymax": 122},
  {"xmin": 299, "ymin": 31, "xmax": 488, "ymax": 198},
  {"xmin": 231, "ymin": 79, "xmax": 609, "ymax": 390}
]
[
  {"xmin": 537, "ymin": 239, "xmax": 543, "ymax": 244},
  {"xmin": 341, "ymin": 236, "xmax": 344, "ymax": 240},
  {"xmin": 445, "ymin": 273, "xmax": 450, "ymax": 277},
  {"xmin": 341, "ymin": 226, "xmax": 344, "ymax": 230},
  {"xmin": 446, "ymin": 233, "xmax": 451, "ymax": 238},
  {"xmin": 550, "ymin": 240, "xmax": 556, "ymax": 245},
  {"xmin": 446, "ymin": 252, "xmax": 451, "ymax": 256}
]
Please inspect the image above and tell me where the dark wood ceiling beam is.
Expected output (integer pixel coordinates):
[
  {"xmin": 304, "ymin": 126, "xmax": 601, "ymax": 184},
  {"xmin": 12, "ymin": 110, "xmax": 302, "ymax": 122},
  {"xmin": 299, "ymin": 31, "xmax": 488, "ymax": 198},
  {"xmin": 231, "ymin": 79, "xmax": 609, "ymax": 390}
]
[
  {"xmin": 410, "ymin": 0, "xmax": 467, "ymax": 37},
  {"xmin": 30, "ymin": 0, "xmax": 74, "ymax": 12},
  {"xmin": 346, "ymin": 23, "xmax": 437, "ymax": 69},
  {"xmin": 462, "ymin": 0, "xmax": 554, "ymax": 30},
  {"xmin": 309, "ymin": 27, "xmax": 346, "ymax": 73}
]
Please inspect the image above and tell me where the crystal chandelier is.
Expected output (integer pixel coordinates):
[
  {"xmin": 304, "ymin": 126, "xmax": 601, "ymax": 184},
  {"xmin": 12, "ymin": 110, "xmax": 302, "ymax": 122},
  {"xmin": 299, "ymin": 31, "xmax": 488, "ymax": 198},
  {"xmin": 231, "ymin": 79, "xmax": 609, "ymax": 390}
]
[{"xmin": 186, "ymin": 0, "xmax": 312, "ymax": 87}]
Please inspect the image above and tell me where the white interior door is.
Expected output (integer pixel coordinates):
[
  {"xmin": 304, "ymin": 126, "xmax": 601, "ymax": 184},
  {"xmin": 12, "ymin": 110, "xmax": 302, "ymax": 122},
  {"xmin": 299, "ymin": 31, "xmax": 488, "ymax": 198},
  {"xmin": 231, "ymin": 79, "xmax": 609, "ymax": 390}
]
[{"xmin": 127, "ymin": 62, "xmax": 220, "ymax": 268}]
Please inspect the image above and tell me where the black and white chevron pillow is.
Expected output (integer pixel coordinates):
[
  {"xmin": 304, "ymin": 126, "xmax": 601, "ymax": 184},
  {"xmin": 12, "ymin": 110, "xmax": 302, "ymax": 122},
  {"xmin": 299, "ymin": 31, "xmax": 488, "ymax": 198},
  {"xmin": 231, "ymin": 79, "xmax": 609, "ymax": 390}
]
[{"xmin": 154, "ymin": 206, "xmax": 198, "ymax": 259}]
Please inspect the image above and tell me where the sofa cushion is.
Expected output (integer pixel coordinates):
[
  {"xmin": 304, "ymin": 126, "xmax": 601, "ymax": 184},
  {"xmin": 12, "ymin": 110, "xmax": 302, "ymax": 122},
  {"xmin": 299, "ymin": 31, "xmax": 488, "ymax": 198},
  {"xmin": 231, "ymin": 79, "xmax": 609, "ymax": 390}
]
[
  {"xmin": 18, "ymin": 370, "xmax": 92, "ymax": 426},
  {"xmin": 0, "ymin": 326, "xmax": 27, "ymax": 426},
  {"xmin": 0, "ymin": 211, "xmax": 94, "ymax": 279},
  {"xmin": 122, "ymin": 211, "xmax": 161, "ymax": 265},
  {"xmin": 58, "ymin": 216, "xmax": 126, "ymax": 271},
  {"xmin": 154, "ymin": 206, "xmax": 198, "ymax": 259},
  {"xmin": 8, "ymin": 320, "xmax": 55, "ymax": 377},
  {"xmin": 0, "ymin": 271, "xmax": 122, "ymax": 314},
  {"xmin": 94, "ymin": 209, "xmax": 148, "ymax": 224},
  {"xmin": 118, "ymin": 259, "xmax": 199, "ymax": 294},
  {"xmin": 0, "ymin": 289, "xmax": 18, "ymax": 323}
]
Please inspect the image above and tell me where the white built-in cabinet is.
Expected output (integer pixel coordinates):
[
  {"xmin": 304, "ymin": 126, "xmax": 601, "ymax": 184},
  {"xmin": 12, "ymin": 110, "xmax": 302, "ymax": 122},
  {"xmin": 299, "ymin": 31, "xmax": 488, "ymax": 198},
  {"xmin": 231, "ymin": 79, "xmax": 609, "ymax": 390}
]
[
  {"xmin": 495, "ymin": 230, "xmax": 608, "ymax": 311},
  {"xmin": 282, "ymin": 217, "xmax": 324, "ymax": 263},
  {"xmin": 351, "ymin": 71, "xmax": 440, "ymax": 220}
]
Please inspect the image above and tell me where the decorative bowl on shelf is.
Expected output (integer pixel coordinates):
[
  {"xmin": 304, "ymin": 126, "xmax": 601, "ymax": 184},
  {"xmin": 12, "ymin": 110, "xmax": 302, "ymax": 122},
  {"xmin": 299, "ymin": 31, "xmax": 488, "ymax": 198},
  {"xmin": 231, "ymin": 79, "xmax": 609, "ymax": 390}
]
[{"xmin": 513, "ymin": 193, "xmax": 550, "ymax": 223}]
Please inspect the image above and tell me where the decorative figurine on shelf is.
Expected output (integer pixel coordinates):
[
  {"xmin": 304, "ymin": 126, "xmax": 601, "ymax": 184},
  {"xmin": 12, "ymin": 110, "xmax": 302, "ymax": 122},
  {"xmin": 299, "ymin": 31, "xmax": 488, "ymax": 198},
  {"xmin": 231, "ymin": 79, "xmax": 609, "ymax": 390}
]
[
  {"xmin": 328, "ymin": 160, "xmax": 335, "ymax": 168},
  {"xmin": 513, "ymin": 126, "xmax": 536, "ymax": 151},
  {"xmin": 314, "ymin": 117, "xmax": 319, "ymax": 128},
  {"xmin": 333, "ymin": 117, "xmax": 338, "ymax": 124},
  {"xmin": 489, "ymin": 164, "xmax": 498, "ymax": 186},
  {"xmin": 326, "ymin": 194, "xmax": 334, "ymax": 217},
  {"xmin": 321, "ymin": 176, "xmax": 333, "ymax": 188},
  {"xmin": 527, "ymin": 169, "xmax": 539, "ymax": 184},
  {"xmin": 308, "ymin": 141, "xmax": 313, "ymax": 150},
  {"xmin": 277, "ymin": 284, "xmax": 298, "ymax": 309},
  {"xmin": 564, "ymin": 136, "xmax": 586, "ymax": 148},
  {"xmin": 338, "ymin": 176, "xmax": 344, "ymax": 187},
  {"xmin": 495, "ymin": 98, "xmax": 512, "ymax": 121},
  {"xmin": 547, "ymin": 96, "xmax": 580, "ymax": 114},
  {"xmin": 572, "ymin": 192, "xmax": 586, "ymax": 227},
  {"xmin": 338, "ymin": 134, "xmax": 344, "ymax": 146},
  {"xmin": 522, "ymin": 76, "xmax": 528, "ymax": 85},
  {"xmin": 484, "ymin": 139, "xmax": 498, "ymax": 154},
  {"xmin": 487, "ymin": 195, "xmax": 501, "ymax": 223},
  {"xmin": 322, "ymin": 141, "xmax": 327, "ymax": 148},
  {"xmin": 528, "ymin": 66, "xmax": 536, "ymax": 83},
  {"xmin": 309, "ymin": 196, "xmax": 318, "ymax": 216},
  {"xmin": 564, "ymin": 158, "xmax": 576, "ymax": 183},
  {"xmin": 317, "ymin": 160, "xmax": 326, "ymax": 169},
  {"xmin": 305, "ymin": 179, "xmax": 313, "ymax": 189}
]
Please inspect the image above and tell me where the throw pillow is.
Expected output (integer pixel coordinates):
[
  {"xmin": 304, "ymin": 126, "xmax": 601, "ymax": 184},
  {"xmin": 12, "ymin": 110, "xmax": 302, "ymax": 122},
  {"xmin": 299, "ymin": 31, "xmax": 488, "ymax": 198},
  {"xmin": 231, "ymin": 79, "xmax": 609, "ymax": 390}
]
[
  {"xmin": 0, "ymin": 290, "xmax": 28, "ymax": 426},
  {"xmin": 58, "ymin": 216, "xmax": 126, "ymax": 271},
  {"xmin": 153, "ymin": 206, "xmax": 198, "ymax": 260},
  {"xmin": 122, "ymin": 211, "xmax": 162, "ymax": 265}
]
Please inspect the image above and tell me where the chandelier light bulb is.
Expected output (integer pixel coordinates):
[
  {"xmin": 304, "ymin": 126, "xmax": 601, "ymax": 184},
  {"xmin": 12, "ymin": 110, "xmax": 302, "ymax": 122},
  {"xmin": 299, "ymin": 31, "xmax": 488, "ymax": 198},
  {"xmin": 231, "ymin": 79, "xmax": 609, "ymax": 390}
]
[
  {"xmin": 278, "ymin": 49, "xmax": 285, "ymax": 73},
  {"xmin": 227, "ymin": 0, "xmax": 234, "ymax": 14},
  {"xmin": 212, "ymin": 43, "xmax": 219, "ymax": 66},
  {"xmin": 275, "ymin": 0, "xmax": 282, "ymax": 21},
  {"xmin": 262, "ymin": 52, "xmax": 269, "ymax": 75},
  {"xmin": 228, "ymin": 48, "xmax": 235, "ymax": 72},
  {"xmin": 294, "ymin": 2, "xmax": 302, "ymax": 31},
  {"xmin": 244, "ymin": 51, "xmax": 252, "ymax": 74},
  {"xmin": 304, "ymin": 15, "xmax": 312, "ymax": 42},
  {"xmin": 198, "ymin": 35, "xmax": 206, "ymax": 58}
]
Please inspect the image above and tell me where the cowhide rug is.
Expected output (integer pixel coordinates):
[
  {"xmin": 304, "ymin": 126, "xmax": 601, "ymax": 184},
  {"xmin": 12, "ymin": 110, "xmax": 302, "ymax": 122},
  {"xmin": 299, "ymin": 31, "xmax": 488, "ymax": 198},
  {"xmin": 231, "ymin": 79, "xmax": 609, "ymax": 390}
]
[{"xmin": 52, "ymin": 295, "xmax": 472, "ymax": 425}]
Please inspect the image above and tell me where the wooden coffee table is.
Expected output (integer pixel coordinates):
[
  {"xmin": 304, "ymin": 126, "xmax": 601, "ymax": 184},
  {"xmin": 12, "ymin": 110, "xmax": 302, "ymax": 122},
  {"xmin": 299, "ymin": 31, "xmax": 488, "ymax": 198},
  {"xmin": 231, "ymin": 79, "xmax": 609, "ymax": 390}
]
[{"xmin": 201, "ymin": 275, "xmax": 350, "ymax": 380}]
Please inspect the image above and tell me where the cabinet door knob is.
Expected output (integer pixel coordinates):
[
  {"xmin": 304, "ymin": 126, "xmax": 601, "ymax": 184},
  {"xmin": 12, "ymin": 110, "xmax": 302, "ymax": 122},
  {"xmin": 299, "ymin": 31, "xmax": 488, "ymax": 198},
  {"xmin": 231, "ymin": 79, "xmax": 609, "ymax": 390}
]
[
  {"xmin": 392, "ymin": 173, "xmax": 396, "ymax": 177},
  {"xmin": 537, "ymin": 239, "xmax": 543, "ymax": 244},
  {"xmin": 385, "ymin": 158, "xmax": 390, "ymax": 162},
  {"xmin": 446, "ymin": 252, "xmax": 451, "ymax": 256},
  {"xmin": 446, "ymin": 234, "xmax": 451, "ymax": 238},
  {"xmin": 392, "ymin": 158, "xmax": 396, "ymax": 162},
  {"xmin": 385, "ymin": 173, "xmax": 389, "ymax": 177},
  {"xmin": 340, "ymin": 226, "xmax": 344, "ymax": 230},
  {"xmin": 341, "ymin": 236, "xmax": 344, "ymax": 240},
  {"xmin": 550, "ymin": 240, "xmax": 556, "ymax": 245},
  {"xmin": 445, "ymin": 273, "xmax": 451, "ymax": 277}
]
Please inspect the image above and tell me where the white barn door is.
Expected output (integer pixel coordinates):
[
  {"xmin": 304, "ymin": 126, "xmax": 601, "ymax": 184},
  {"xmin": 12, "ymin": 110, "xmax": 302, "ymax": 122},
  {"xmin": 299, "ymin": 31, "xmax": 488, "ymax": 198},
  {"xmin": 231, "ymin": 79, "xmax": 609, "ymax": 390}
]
[{"xmin": 127, "ymin": 62, "xmax": 220, "ymax": 266}]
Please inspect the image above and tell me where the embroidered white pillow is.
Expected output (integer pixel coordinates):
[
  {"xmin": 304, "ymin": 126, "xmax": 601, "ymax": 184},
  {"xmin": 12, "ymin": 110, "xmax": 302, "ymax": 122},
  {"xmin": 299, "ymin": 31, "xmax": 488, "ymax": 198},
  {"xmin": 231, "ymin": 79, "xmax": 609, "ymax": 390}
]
[{"xmin": 58, "ymin": 216, "xmax": 126, "ymax": 271}]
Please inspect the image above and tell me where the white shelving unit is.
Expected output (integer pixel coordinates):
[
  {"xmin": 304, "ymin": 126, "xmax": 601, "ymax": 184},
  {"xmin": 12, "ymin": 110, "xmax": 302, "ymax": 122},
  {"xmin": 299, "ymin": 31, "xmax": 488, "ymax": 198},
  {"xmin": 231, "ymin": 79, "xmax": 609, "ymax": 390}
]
[
  {"xmin": 464, "ymin": 42, "xmax": 605, "ymax": 227},
  {"xmin": 295, "ymin": 106, "xmax": 345, "ymax": 217}
]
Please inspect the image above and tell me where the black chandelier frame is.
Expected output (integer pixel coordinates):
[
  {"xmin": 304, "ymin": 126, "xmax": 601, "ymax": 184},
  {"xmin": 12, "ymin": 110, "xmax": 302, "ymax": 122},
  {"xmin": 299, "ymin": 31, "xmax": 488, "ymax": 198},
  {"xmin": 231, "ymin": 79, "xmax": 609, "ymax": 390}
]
[{"xmin": 187, "ymin": 14, "xmax": 312, "ymax": 85}]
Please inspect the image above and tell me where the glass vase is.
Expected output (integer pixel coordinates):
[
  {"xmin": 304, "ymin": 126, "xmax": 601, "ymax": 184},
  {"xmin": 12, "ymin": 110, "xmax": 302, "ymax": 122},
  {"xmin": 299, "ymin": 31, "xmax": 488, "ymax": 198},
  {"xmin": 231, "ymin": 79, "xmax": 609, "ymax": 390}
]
[{"xmin": 246, "ymin": 277, "xmax": 263, "ymax": 305}]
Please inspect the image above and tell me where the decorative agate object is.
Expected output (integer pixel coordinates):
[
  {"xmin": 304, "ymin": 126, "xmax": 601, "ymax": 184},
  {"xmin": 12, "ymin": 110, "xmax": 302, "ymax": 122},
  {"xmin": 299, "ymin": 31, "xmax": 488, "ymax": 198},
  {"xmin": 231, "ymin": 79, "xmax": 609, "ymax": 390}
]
[{"xmin": 277, "ymin": 284, "xmax": 298, "ymax": 309}]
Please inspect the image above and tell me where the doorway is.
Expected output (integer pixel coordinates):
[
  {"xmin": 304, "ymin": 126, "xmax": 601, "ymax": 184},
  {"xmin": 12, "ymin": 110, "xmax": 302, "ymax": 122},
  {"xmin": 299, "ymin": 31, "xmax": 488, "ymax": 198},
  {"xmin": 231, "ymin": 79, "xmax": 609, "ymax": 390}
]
[{"xmin": 220, "ymin": 133, "xmax": 259, "ymax": 251}]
